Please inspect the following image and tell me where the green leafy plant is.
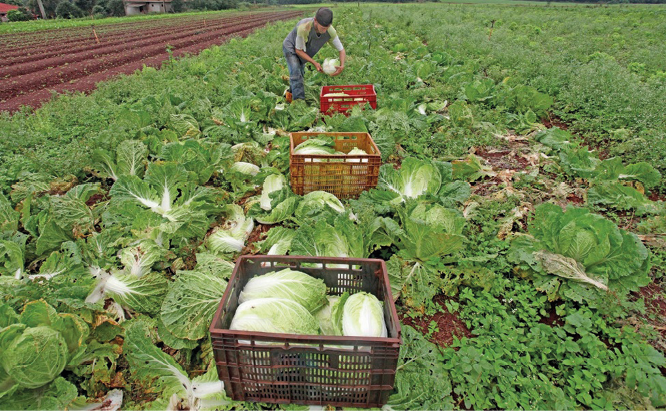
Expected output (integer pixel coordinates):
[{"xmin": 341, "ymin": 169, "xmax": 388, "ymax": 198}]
[{"xmin": 508, "ymin": 203, "xmax": 650, "ymax": 307}]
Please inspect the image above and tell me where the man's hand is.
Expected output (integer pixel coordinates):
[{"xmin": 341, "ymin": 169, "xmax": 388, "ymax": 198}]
[
  {"xmin": 331, "ymin": 65, "xmax": 345, "ymax": 77},
  {"xmin": 313, "ymin": 62, "xmax": 323, "ymax": 73}
]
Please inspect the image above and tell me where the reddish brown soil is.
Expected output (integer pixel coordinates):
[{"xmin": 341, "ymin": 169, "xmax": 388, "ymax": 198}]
[
  {"xmin": 85, "ymin": 193, "xmax": 107, "ymax": 207},
  {"xmin": 566, "ymin": 193, "xmax": 585, "ymax": 205},
  {"xmin": 244, "ymin": 223, "xmax": 272, "ymax": 253},
  {"xmin": 633, "ymin": 282, "xmax": 666, "ymax": 360},
  {"xmin": 0, "ymin": 13, "xmax": 280, "ymax": 81},
  {"xmin": 637, "ymin": 283, "xmax": 666, "ymax": 335},
  {"xmin": 0, "ymin": 9, "xmax": 306, "ymax": 113},
  {"xmin": 399, "ymin": 295, "xmax": 473, "ymax": 348},
  {"xmin": 475, "ymin": 148, "xmax": 530, "ymax": 171},
  {"xmin": 539, "ymin": 303, "xmax": 565, "ymax": 327},
  {"xmin": 649, "ymin": 192, "xmax": 666, "ymax": 202},
  {"xmin": 541, "ymin": 114, "xmax": 569, "ymax": 130}
]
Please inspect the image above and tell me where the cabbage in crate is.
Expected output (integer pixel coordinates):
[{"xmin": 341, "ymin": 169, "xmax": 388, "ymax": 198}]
[
  {"xmin": 342, "ymin": 292, "xmax": 387, "ymax": 338},
  {"xmin": 230, "ymin": 298, "xmax": 320, "ymax": 335},
  {"xmin": 239, "ymin": 268, "xmax": 327, "ymax": 313}
]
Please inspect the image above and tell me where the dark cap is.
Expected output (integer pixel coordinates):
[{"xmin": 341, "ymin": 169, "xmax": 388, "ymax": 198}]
[{"xmin": 315, "ymin": 7, "xmax": 333, "ymax": 27}]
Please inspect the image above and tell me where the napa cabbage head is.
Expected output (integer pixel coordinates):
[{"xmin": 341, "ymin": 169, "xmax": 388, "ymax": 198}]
[
  {"xmin": 0, "ymin": 325, "xmax": 69, "ymax": 389},
  {"xmin": 229, "ymin": 162, "xmax": 260, "ymax": 176},
  {"xmin": 293, "ymin": 137, "xmax": 336, "ymax": 156},
  {"xmin": 508, "ymin": 203, "xmax": 650, "ymax": 307},
  {"xmin": 229, "ymin": 298, "xmax": 320, "ymax": 335},
  {"xmin": 342, "ymin": 292, "xmax": 387, "ymax": 338},
  {"xmin": 322, "ymin": 58, "xmax": 340, "ymax": 75},
  {"xmin": 239, "ymin": 269, "xmax": 327, "ymax": 313},
  {"xmin": 294, "ymin": 191, "xmax": 345, "ymax": 222},
  {"xmin": 378, "ymin": 158, "xmax": 442, "ymax": 201},
  {"xmin": 315, "ymin": 293, "xmax": 349, "ymax": 336}
]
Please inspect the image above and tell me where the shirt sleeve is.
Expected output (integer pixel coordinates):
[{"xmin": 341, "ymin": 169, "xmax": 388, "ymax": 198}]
[
  {"xmin": 295, "ymin": 22, "xmax": 310, "ymax": 51},
  {"xmin": 327, "ymin": 26, "xmax": 344, "ymax": 51}
]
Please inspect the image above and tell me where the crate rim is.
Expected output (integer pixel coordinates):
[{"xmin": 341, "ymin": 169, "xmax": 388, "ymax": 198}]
[
  {"xmin": 289, "ymin": 131, "xmax": 382, "ymax": 158},
  {"xmin": 209, "ymin": 254, "xmax": 402, "ymax": 345},
  {"xmin": 319, "ymin": 84, "xmax": 376, "ymax": 96}
]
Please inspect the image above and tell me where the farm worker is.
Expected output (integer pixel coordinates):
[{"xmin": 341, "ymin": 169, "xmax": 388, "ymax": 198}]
[{"xmin": 283, "ymin": 7, "xmax": 346, "ymax": 102}]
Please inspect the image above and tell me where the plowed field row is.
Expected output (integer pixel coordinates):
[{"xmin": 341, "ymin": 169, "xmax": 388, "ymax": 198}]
[
  {"xmin": 0, "ymin": 11, "xmax": 252, "ymax": 52},
  {"xmin": 0, "ymin": 13, "xmax": 284, "ymax": 76},
  {"xmin": 0, "ymin": 10, "xmax": 304, "ymax": 113},
  {"xmin": 0, "ymin": 14, "xmax": 252, "ymax": 65}
]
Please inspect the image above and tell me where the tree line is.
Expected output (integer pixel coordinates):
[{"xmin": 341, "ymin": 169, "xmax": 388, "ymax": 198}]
[
  {"xmin": 525, "ymin": 0, "xmax": 666, "ymax": 3},
  {"xmin": 2, "ymin": 0, "xmax": 239, "ymax": 21}
]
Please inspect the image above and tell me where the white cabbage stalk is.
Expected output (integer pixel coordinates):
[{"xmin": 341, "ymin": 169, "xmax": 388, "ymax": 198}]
[
  {"xmin": 207, "ymin": 205, "xmax": 254, "ymax": 254},
  {"xmin": 27, "ymin": 267, "xmax": 65, "ymax": 281},
  {"xmin": 207, "ymin": 231, "xmax": 245, "ymax": 253},
  {"xmin": 267, "ymin": 243, "xmax": 282, "ymax": 255},
  {"xmin": 260, "ymin": 174, "xmax": 285, "ymax": 211},
  {"xmin": 322, "ymin": 58, "xmax": 340, "ymax": 75},
  {"xmin": 105, "ymin": 275, "xmax": 134, "ymax": 297},
  {"xmin": 106, "ymin": 301, "xmax": 127, "ymax": 323},
  {"xmin": 118, "ymin": 240, "xmax": 161, "ymax": 278},
  {"xmin": 342, "ymin": 292, "xmax": 387, "ymax": 338},
  {"xmin": 535, "ymin": 250, "xmax": 609, "ymax": 290},
  {"xmin": 323, "ymin": 92, "xmax": 349, "ymax": 97},
  {"xmin": 85, "ymin": 267, "xmax": 110, "ymax": 304},
  {"xmin": 73, "ymin": 389, "xmax": 124, "ymax": 411}
]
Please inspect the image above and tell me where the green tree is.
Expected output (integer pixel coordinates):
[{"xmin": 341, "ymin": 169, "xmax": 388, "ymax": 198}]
[
  {"xmin": 171, "ymin": 0, "xmax": 184, "ymax": 12},
  {"xmin": 91, "ymin": 4, "xmax": 106, "ymax": 16},
  {"xmin": 106, "ymin": 0, "xmax": 124, "ymax": 16},
  {"xmin": 55, "ymin": 0, "xmax": 83, "ymax": 18},
  {"xmin": 27, "ymin": 0, "xmax": 58, "ymax": 18},
  {"xmin": 6, "ymin": 8, "xmax": 32, "ymax": 21},
  {"xmin": 74, "ymin": 0, "xmax": 95, "ymax": 15}
]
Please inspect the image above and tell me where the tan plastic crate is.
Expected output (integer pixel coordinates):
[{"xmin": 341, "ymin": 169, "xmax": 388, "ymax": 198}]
[{"xmin": 289, "ymin": 132, "xmax": 381, "ymax": 199}]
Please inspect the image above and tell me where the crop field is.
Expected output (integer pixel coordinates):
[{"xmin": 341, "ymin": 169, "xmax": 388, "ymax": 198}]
[
  {"xmin": 0, "ymin": 2, "xmax": 665, "ymax": 410},
  {"xmin": 0, "ymin": 9, "xmax": 305, "ymax": 112}
]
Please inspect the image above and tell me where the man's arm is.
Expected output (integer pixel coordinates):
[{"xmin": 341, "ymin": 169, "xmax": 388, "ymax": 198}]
[
  {"xmin": 332, "ymin": 48, "xmax": 346, "ymax": 77},
  {"xmin": 295, "ymin": 49, "xmax": 323, "ymax": 73}
]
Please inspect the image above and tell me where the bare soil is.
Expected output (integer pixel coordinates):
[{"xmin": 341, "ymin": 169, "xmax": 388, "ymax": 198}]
[
  {"xmin": 399, "ymin": 295, "xmax": 473, "ymax": 348},
  {"xmin": 0, "ymin": 10, "xmax": 305, "ymax": 113}
]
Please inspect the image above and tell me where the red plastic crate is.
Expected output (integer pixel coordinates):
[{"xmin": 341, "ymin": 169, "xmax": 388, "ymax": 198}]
[
  {"xmin": 320, "ymin": 84, "xmax": 377, "ymax": 115},
  {"xmin": 209, "ymin": 255, "xmax": 402, "ymax": 408}
]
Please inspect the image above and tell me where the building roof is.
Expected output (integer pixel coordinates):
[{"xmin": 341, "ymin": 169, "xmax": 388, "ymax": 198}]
[{"xmin": 0, "ymin": 3, "xmax": 19, "ymax": 13}]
